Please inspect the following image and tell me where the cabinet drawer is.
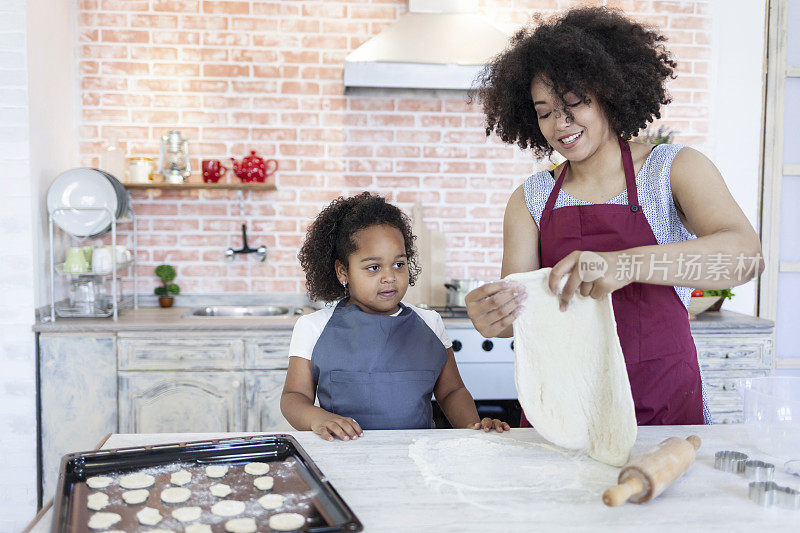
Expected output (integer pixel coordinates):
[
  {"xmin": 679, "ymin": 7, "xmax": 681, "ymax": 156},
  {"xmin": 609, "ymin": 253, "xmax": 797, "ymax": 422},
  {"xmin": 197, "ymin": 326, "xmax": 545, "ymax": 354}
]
[
  {"xmin": 694, "ymin": 335, "xmax": 772, "ymax": 369},
  {"xmin": 246, "ymin": 335, "xmax": 291, "ymax": 369},
  {"xmin": 708, "ymin": 410, "xmax": 743, "ymax": 425},
  {"xmin": 119, "ymin": 336, "xmax": 244, "ymax": 370}
]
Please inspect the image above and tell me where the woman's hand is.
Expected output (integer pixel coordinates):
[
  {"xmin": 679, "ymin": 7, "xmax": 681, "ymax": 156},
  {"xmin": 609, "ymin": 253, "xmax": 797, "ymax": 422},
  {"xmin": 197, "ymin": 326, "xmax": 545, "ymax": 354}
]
[
  {"xmin": 309, "ymin": 413, "xmax": 363, "ymax": 442},
  {"xmin": 469, "ymin": 417, "xmax": 511, "ymax": 433},
  {"xmin": 549, "ymin": 250, "xmax": 631, "ymax": 311},
  {"xmin": 465, "ymin": 280, "xmax": 527, "ymax": 338}
]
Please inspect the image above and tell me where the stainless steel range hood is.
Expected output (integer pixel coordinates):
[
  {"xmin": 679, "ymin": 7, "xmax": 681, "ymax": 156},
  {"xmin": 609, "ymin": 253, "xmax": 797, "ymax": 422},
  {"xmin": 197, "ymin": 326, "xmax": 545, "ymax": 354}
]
[{"xmin": 344, "ymin": 0, "xmax": 509, "ymax": 90}]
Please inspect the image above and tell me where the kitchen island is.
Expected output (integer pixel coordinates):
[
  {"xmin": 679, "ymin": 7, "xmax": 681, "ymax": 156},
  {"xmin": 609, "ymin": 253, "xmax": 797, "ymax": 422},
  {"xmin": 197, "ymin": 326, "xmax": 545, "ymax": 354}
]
[{"xmin": 27, "ymin": 425, "xmax": 798, "ymax": 532}]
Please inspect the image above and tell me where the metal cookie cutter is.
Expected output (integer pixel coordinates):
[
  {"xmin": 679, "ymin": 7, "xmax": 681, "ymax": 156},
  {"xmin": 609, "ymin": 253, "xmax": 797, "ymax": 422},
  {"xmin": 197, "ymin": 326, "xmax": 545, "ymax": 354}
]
[
  {"xmin": 715, "ymin": 451, "xmax": 748, "ymax": 473},
  {"xmin": 749, "ymin": 481, "xmax": 800, "ymax": 510},
  {"xmin": 744, "ymin": 460, "xmax": 775, "ymax": 482}
]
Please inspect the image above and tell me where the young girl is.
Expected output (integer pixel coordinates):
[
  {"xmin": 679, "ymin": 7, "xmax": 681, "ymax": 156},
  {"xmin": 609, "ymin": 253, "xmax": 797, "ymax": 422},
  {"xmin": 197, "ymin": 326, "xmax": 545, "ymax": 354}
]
[
  {"xmin": 281, "ymin": 192, "xmax": 510, "ymax": 441},
  {"xmin": 466, "ymin": 7, "xmax": 763, "ymax": 426}
]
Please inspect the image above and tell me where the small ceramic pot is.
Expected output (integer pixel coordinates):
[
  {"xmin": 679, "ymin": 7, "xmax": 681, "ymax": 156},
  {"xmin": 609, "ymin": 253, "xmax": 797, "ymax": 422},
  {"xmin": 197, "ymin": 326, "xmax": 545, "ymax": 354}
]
[{"xmin": 159, "ymin": 296, "xmax": 174, "ymax": 308}]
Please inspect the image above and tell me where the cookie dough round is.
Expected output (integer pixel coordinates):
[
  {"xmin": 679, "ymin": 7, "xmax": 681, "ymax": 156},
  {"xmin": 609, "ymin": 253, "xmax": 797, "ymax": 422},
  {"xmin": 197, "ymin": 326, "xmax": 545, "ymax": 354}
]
[
  {"xmin": 86, "ymin": 476, "xmax": 112, "ymax": 489},
  {"xmin": 170, "ymin": 469, "xmax": 192, "ymax": 486},
  {"xmin": 243, "ymin": 461, "xmax": 269, "ymax": 475},
  {"xmin": 161, "ymin": 486, "xmax": 191, "ymax": 504},
  {"xmin": 185, "ymin": 524, "xmax": 212, "ymax": 533},
  {"xmin": 257, "ymin": 493, "xmax": 285, "ymax": 510},
  {"xmin": 87, "ymin": 492, "xmax": 109, "ymax": 511},
  {"xmin": 172, "ymin": 506, "xmax": 202, "ymax": 522},
  {"xmin": 205, "ymin": 465, "xmax": 228, "ymax": 478},
  {"xmin": 136, "ymin": 506, "xmax": 162, "ymax": 526},
  {"xmin": 225, "ymin": 517, "xmax": 257, "ymax": 533},
  {"xmin": 210, "ymin": 499, "xmax": 245, "ymax": 517},
  {"xmin": 122, "ymin": 488, "xmax": 149, "ymax": 505},
  {"xmin": 87, "ymin": 512, "xmax": 121, "ymax": 530},
  {"xmin": 268, "ymin": 513, "xmax": 306, "ymax": 531},
  {"xmin": 253, "ymin": 476, "xmax": 274, "ymax": 491},
  {"xmin": 209, "ymin": 483, "xmax": 232, "ymax": 498},
  {"xmin": 120, "ymin": 472, "xmax": 155, "ymax": 489}
]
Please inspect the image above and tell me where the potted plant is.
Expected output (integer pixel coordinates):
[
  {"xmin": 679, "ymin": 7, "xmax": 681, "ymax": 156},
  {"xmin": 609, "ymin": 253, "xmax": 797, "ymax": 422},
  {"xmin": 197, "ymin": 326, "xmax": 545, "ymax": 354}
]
[{"xmin": 154, "ymin": 264, "xmax": 180, "ymax": 308}]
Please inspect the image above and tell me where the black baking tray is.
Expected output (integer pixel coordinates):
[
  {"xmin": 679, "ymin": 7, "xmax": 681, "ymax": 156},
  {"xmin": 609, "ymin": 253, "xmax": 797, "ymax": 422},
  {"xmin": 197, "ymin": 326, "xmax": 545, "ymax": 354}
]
[{"xmin": 51, "ymin": 434, "xmax": 363, "ymax": 532}]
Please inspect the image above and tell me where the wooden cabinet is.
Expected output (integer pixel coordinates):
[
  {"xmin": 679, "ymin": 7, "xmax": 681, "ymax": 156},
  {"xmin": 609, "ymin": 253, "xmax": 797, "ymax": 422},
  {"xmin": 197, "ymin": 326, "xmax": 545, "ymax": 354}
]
[{"xmin": 245, "ymin": 371, "xmax": 293, "ymax": 432}]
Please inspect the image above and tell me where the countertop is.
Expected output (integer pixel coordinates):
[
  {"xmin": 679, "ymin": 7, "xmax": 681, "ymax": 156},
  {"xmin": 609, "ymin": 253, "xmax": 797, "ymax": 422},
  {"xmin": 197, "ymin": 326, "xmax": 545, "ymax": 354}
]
[{"xmin": 27, "ymin": 425, "xmax": 798, "ymax": 532}]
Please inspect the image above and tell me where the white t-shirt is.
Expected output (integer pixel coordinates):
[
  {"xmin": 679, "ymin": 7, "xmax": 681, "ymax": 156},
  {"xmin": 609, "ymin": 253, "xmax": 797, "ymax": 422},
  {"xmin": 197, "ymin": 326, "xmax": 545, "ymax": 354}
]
[{"xmin": 288, "ymin": 302, "xmax": 452, "ymax": 360}]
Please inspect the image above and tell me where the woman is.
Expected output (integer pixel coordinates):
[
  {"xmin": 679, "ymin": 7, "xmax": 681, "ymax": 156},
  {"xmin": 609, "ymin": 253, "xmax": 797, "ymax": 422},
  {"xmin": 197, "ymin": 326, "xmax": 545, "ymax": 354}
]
[{"xmin": 465, "ymin": 7, "xmax": 763, "ymax": 425}]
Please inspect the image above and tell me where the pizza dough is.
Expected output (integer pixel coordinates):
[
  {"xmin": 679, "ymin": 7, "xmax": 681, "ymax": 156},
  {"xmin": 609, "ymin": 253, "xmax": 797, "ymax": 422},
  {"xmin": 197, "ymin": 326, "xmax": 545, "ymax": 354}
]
[
  {"xmin": 253, "ymin": 476, "xmax": 274, "ymax": 491},
  {"xmin": 209, "ymin": 483, "xmax": 232, "ymax": 498},
  {"xmin": 170, "ymin": 469, "xmax": 191, "ymax": 486},
  {"xmin": 120, "ymin": 472, "xmax": 155, "ymax": 489},
  {"xmin": 86, "ymin": 476, "xmax": 112, "ymax": 489},
  {"xmin": 257, "ymin": 493, "xmax": 285, "ymax": 510},
  {"xmin": 205, "ymin": 465, "xmax": 228, "ymax": 478},
  {"xmin": 185, "ymin": 524, "xmax": 212, "ymax": 533},
  {"xmin": 506, "ymin": 268, "xmax": 637, "ymax": 466},
  {"xmin": 136, "ymin": 506, "xmax": 162, "ymax": 526},
  {"xmin": 225, "ymin": 517, "xmax": 257, "ymax": 533},
  {"xmin": 87, "ymin": 512, "xmax": 121, "ymax": 530},
  {"xmin": 243, "ymin": 462, "xmax": 269, "ymax": 475},
  {"xmin": 86, "ymin": 492, "xmax": 109, "ymax": 511},
  {"xmin": 172, "ymin": 506, "xmax": 202, "ymax": 522},
  {"xmin": 268, "ymin": 513, "xmax": 306, "ymax": 531},
  {"xmin": 161, "ymin": 486, "xmax": 191, "ymax": 503},
  {"xmin": 122, "ymin": 489, "xmax": 149, "ymax": 505},
  {"xmin": 211, "ymin": 499, "xmax": 245, "ymax": 517}
]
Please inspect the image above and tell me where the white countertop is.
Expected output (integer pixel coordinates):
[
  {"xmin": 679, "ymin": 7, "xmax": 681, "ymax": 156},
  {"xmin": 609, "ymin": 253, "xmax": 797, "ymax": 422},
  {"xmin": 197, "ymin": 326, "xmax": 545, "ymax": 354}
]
[{"xmin": 28, "ymin": 425, "xmax": 799, "ymax": 532}]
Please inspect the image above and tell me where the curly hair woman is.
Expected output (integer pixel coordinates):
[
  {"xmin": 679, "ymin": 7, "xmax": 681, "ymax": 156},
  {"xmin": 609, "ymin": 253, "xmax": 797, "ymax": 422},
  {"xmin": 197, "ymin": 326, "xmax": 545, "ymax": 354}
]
[
  {"xmin": 465, "ymin": 7, "xmax": 763, "ymax": 426},
  {"xmin": 282, "ymin": 192, "xmax": 509, "ymax": 440}
]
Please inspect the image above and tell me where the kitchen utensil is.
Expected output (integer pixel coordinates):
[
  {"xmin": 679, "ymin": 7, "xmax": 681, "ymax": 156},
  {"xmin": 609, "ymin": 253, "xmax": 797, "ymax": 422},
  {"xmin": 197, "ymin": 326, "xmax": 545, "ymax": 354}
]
[
  {"xmin": 603, "ymin": 435, "xmax": 701, "ymax": 506},
  {"xmin": 786, "ymin": 460, "xmax": 800, "ymax": 477},
  {"xmin": 47, "ymin": 168, "xmax": 118, "ymax": 237},
  {"xmin": 158, "ymin": 130, "xmax": 191, "ymax": 183},
  {"xmin": 127, "ymin": 156, "xmax": 154, "ymax": 183},
  {"xmin": 688, "ymin": 295, "xmax": 721, "ymax": 318},
  {"xmin": 230, "ymin": 150, "xmax": 278, "ymax": 183},
  {"xmin": 749, "ymin": 481, "xmax": 800, "ymax": 509},
  {"xmin": 744, "ymin": 460, "xmax": 775, "ymax": 482},
  {"xmin": 714, "ymin": 450, "xmax": 748, "ymax": 473},
  {"xmin": 444, "ymin": 279, "xmax": 486, "ymax": 307},
  {"xmin": 91, "ymin": 246, "xmax": 113, "ymax": 273},
  {"xmin": 63, "ymin": 247, "xmax": 89, "ymax": 273},
  {"xmin": 69, "ymin": 278, "xmax": 97, "ymax": 314},
  {"xmin": 95, "ymin": 168, "xmax": 129, "ymax": 219},
  {"xmin": 202, "ymin": 159, "xmax": 228, "ymax": 183},
  {"xmin": 739, "ymin": 376, "xmax": 800, "ymax": 460}
]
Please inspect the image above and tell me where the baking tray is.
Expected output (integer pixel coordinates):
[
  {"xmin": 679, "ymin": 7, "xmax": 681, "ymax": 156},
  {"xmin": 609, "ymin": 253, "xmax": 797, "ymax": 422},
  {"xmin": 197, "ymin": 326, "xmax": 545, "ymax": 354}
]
[{"xmin": 51, "ymin": 434, "xmax": 363, "ymax": 532}]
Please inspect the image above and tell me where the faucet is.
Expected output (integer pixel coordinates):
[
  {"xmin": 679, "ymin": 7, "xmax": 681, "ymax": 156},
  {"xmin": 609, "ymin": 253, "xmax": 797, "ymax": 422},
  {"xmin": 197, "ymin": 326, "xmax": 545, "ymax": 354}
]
[{"xmin": 225, "ymin": 224, "xmax": 267, "ymax": 262}]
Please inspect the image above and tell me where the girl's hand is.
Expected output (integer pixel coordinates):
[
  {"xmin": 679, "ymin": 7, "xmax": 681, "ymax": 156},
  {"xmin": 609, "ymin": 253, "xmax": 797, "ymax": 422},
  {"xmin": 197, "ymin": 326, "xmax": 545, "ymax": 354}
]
[
  {"xmin": 310, "ymin": 414, "xmax": 363, "ymax": 442},
  {"xmin": 465, "ymin": 280, "xmax": 527, "ymax": 338},
  {"xmin": 469, "ymin": 417, "xmax": 511, "ymax": 433},
  {"xmin": 549, "ymin": 250, "xmax": 630, "ymax": 311}
]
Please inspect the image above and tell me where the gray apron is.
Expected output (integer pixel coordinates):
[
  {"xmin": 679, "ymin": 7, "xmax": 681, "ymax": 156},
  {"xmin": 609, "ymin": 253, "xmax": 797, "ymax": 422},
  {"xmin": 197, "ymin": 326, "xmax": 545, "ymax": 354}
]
[{"xmin": 311, "ymin": 300, "xmax": 448, "ymax": 430}]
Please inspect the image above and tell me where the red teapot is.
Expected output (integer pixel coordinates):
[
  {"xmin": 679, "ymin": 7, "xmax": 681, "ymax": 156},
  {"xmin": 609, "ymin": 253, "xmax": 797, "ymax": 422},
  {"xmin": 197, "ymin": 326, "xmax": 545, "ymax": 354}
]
[{"xmin": 230, "ymin": 151, "xmax": 278, "ymax": 183}]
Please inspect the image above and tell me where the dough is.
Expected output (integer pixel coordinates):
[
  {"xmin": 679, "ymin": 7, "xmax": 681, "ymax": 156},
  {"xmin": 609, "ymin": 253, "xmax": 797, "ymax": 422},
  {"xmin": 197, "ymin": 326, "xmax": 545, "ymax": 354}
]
[
  {"xmin": 136, "ymin": 506, "xmax": 162, "ymax": 526},
  {"xmin": 170, "ymin": 469, "xmax": 192, "ymax": 486},
  {"xmin": 243, "ymin": 461, "xmax": 269, "ymax": 475},
  {"xmin": 253, "ymin": 475, "xmax": 274, "ymax": 491},
  {"xmin": 185, "ymin": 524, "xmax": 212, "ymax": 533},
  {"xmin": 87, "ymin": 512, "xmax": 121, "ymax": 530},
  {"xmin": 161, "ymin": 486, "xmax": 191, "ymax": 503},
  {"xmin": 86, "ymin": 492, "xmax": 109, "ymax": 511},
  {"xmin": 120, "ymin": 472, "xmax": 155, "ymax": 489},
  {"xmin": 506, "ymin": 268, "xmax": 637, "ymax": 466},
  {"xmin": 257, "ymin": 493, "xmax": 285, "ymax": 510},
  {"xmin": 268, "ymin": 513, "xmax": 306, "ymax": 531},
  {"xmin": 172, "ymin": 506, "xmax": 202, "ymax": 522},
  {"xmin": 205, "ymin": 465, "xmax": 228, "ymax": 478},
  {"xmin": 225, "ymin": 517, "xmax": 257, "ymax": 533},
  {"xmin": 211, "ymin": 499, "xmax": 245, "ymax": 517},
  {"xmin": 122, "ymin": 488, "xmax": 149, "ymax": 505},
  {"xmin": 209, "ymin": 483, "xmax": 232, "ymax": 497},
  {"xmin": 86, "ymin": 476, "xmax": 112, "ymax": 489}
]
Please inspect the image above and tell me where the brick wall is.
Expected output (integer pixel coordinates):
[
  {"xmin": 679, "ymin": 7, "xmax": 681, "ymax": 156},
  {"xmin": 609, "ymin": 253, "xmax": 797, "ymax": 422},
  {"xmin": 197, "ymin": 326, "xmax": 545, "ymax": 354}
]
[{"xmin": 77, "ymin": 0, "xmax": 713, "ymax": 296}]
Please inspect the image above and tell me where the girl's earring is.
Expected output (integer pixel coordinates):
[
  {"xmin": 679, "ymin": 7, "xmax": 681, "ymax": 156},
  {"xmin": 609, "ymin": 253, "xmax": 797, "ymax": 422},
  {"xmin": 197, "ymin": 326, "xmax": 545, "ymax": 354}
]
[{"xmin": 342, "ymin": 280, "xmax": 349, "ymax": 296}]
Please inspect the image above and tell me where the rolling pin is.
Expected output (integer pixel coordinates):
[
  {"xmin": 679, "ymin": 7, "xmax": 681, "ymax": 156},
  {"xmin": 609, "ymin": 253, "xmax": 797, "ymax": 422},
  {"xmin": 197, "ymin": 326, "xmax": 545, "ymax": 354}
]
[{"xmin": 603, "ymin": 435, "xmax": 701, "ymax": 506}]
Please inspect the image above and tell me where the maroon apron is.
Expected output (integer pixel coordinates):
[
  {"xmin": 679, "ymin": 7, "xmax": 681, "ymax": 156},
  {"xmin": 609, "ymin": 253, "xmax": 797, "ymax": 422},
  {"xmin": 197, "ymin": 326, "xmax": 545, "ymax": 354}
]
[{"xmin": 520, "ymin": 138, "xmax": 704, "ymax": 426}]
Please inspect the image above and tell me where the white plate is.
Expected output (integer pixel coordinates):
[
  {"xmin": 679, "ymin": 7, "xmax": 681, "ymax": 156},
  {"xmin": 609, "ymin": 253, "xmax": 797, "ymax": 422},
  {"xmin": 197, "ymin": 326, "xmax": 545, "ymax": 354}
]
[{"xmin": 47, "ymin": 168, "xmax": 118, "ymax": 237}]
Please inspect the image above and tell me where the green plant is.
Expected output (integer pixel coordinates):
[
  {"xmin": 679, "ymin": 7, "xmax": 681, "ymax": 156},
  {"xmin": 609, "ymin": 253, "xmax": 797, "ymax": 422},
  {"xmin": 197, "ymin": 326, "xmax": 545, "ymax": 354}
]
[
  {"xmin": 640, "ymin": 125, "xmax": 676, "ymax": 145},
  {"xmin": 704, "ymin": 288, "xmax": 734, "ymax": 300},
  {"xmin": 154, "ymin": 264, "xmax": 180, "ymax": 297}
]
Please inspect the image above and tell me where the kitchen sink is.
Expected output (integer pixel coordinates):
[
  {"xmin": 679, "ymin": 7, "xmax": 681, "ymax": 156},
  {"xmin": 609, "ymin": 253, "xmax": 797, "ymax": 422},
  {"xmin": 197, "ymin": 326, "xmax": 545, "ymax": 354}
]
[{"xmin": 185, "ymin": 305, "xmax": 302, "ymax": 317}]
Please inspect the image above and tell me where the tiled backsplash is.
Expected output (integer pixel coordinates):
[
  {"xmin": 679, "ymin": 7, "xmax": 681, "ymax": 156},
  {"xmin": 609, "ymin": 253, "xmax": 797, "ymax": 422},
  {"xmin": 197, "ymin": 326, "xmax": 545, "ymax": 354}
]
[{"xmin": 78, "ymin": 0, "xmax": 713, "ymax": 295}]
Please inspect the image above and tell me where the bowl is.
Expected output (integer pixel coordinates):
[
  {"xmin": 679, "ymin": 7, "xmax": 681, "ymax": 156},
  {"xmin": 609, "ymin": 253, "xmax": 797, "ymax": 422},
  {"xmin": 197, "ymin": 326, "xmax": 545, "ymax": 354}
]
[
  {"xmin": 688, "ymin": 295, "xmax": 722, "ymax": 318},
  {"xmin": 740, "ymin": 376, "xmax": 800, "ymax": 460}
]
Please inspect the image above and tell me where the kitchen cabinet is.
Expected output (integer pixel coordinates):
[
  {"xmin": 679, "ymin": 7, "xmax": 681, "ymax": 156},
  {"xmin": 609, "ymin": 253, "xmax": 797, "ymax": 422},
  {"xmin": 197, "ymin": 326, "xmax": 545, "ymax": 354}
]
[{"xmin": 245, "ymin": 371, "xmax": 293, "ymax": 432}]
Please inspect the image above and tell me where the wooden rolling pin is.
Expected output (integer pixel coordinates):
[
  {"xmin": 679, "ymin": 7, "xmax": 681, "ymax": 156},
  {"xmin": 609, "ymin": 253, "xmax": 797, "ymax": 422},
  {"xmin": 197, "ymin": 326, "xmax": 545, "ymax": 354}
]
[{"xmin": 603, "ymin": 435, "xmax": 701, "ymax": 506}]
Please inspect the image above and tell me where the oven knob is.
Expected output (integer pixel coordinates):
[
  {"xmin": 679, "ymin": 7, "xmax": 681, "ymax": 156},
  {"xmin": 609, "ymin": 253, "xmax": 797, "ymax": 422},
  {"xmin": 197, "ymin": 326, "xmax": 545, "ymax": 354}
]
[
  {"xmin": 481, "ymin": 340, "xmax": 493, "ymax": 352},
  {"xmin": 452, "ymin": 340, "xmax": 462, "ymax": 352},
  {"xmin": 510, "ymin": 341, "xmax": 514, "ymax": 350}
]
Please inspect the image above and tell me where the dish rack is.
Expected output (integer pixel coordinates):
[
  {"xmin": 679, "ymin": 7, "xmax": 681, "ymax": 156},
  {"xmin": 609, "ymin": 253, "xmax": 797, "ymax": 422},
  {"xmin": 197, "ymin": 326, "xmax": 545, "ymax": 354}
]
[{"xmin": 48, "ymin": 206, "xmax": 138, "ymax": 321}]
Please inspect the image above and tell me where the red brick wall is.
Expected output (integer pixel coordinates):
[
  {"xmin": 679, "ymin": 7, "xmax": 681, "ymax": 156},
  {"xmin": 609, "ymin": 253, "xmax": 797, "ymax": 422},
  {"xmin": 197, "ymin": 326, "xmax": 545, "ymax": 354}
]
[{"xmin": 77, "ymin": 0, "xmax": 712, "ymax": 295}]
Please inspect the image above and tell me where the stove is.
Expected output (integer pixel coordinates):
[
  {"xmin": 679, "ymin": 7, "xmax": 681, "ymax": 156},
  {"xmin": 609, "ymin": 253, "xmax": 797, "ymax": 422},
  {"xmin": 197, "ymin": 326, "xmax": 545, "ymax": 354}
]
[{"xmin": 423, "ymin": 305, "xmax": 469, "ymax": 319}]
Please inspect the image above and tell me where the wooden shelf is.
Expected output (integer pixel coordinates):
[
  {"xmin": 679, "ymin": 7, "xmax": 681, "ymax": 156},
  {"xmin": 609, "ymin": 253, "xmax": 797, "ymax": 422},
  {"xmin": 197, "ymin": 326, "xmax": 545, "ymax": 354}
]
[{"xmin": 123, "ymin": 180, "xmax": 276, "ymax": 190}]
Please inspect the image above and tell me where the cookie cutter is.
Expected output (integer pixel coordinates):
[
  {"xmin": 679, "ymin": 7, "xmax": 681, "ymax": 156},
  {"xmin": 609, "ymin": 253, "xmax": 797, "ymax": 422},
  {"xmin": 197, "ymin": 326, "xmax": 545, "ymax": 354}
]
[
  {"xmin": 744, "ymin": 460, "xmax": 775, "ymax": 482},
  {"xmin": 749, "ymin": 481, "xmax": 800, "ymax": 509},
  {"xmin": 715, "ymin": 451, "xmax": 748, "ymax": 473}
]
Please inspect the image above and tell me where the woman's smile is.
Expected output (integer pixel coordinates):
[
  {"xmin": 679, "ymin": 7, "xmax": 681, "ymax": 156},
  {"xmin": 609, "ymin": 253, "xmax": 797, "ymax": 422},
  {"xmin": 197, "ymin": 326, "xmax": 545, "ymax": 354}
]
[{"xmin": 558, "ymin": 130, "xmax": 584, "ymax": 148}]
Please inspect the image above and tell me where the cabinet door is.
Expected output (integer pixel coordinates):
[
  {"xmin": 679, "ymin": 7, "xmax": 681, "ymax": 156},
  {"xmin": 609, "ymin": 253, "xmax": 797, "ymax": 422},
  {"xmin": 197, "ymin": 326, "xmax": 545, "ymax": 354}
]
[
  {"xmin": 119, "ymin": 371, "xmax": 244, "ymax": 433},
  {"xmin": 245, "ymin": 372, "xmax": 293, "ymax": 432},
  {"xmin": 245, "ymin": 334, "xmax": 291, "ymax": 370}
]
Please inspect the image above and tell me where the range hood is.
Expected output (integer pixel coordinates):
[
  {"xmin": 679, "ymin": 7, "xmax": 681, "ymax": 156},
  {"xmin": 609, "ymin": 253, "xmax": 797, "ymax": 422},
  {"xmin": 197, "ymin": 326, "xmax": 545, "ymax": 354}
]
[{"xmin": 344, "ymin": 0, "xmax": 509, "ymax": 90}]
